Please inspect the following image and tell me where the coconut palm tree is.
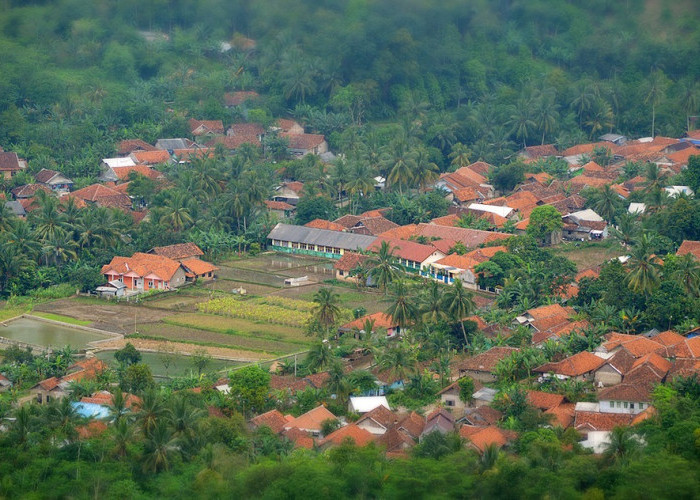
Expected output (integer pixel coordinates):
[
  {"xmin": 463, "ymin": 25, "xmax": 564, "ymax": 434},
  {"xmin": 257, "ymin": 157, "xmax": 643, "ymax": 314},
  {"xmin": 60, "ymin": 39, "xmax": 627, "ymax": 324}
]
[
  {"xmin": 376, "ymin": 343, "xmax": 417, "ymax": 383},
  {"xmin": 160, "ymin": 191, "xmax": 194, "ymax": 231},
  {"xmin": 312, "ymin": 288, "xmax": 342, "ymax": 335},
  {"xmin": 590, "ymin": 185, "xmax": 621, "ymax": 222},
  {"xmin": 448, "ymin": 143, "xmax": 472, "ymax": 170},
  {"xmin": 609, "ymin": 213, "xmax": 640, "ymax": 248},
  {"xmin": 442, "ymin": 279, "xmax": 476, "ymax": 347},
  {"xmin": 111, "ymin": 418, "xmax": 135, "ymax": 458},
  {"xmin": 142, "ymin": 420, "xmax": 178, "ymax": 473},
  {"xmin": 31, "ymin": 193, "xmax": 67, "ymax": 241},
  {"xmin": 305, "ymin": 341, "xmax": 333, "ymax": 373},
  {"xmin": 412, "ymin": 148, "xmax": 440, "ymax": 192},
  {"xmin": 136, "ymin": 390, "xmax": 171, "ymax": 436},
  {"xmin": 386, "ymin": 142, "xmax": 415, "ymax": 194},
  {"xmin": 368, "ymin": 240, "xmax": 401, "ymax": 293},
  {"xmin": 584, "ymin": 97, "xmax": 614, "ymax": 138},
  {"xmin": 507, "ymin": 98, "xmax": 536, "ymax": 148},
  {"xmin": 385, "ymin": 280, "xmax": 418, "ymax": 331},
  {"xmin": 420, "ymin": 281, "xmax": 447, "ymax": 324},
  {"xmin": 108, "ymin": 388, "xmax": 131, "ymax": 425},
  {"xmin": 0, "ymin": 202, "xmax": 15, "ymax": 232},
  {"xmin": 0, "ymin": 242, "xmax": 32, "ymax": 292},
  {"xmin": 644, "ymin": 70, "xmax": 668, "ymax": 138},
  {"xmin": 41, "ymin": 228, "xmax": 78, "ymax": 268},
  {"xmin": 604, "ymin": 426, "xmax": 640, "ymax": 464},
  {"xmin": 45, "ymin": 397, "xmax": 83, "ymax": 443},
  {"xmin": 673, "ymin": 253, "xmax": 700, "ymax": 297},
  {"xmin": 4, "ymin": 220, "xmax": 41, "ymax": 260},
  {"xmin": 170, "ymin": 396, "xmax": 206, "ymax": 438},
  {"xmin": 625, "ymin": 240, "xmax": 662, "ymax": 295}
]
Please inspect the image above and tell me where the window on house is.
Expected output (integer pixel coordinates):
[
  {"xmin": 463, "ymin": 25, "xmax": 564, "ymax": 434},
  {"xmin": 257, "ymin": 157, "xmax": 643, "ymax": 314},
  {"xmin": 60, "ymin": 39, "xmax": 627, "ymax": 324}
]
[
  {"xmin": 148, "ymin": 281, "xmax": 154, "ymax": 287},
  {"xmin": 639, "ymin": 403, "xmax": 644, "ymax": 409},
  {"xmin": 616, "ymin": 401, "xmax": 621, "ymax": 408},
  {"xmin": 630, "ymin": 403, "xmax": 634, "ymax": 409},
  {"xmin": 609, "ymin": 401, "xmax": 614, "ymax": 408},
  {"xmin": 445, "ymin": 399, "xmax": 455, "ymax": 407},
  {"xmin": 46, "ymin": 395, "xmax": 51, "ymax": 403},
  {"xmin": 623, "ymin": 402, "xmax": 628, "ymax": 408}
]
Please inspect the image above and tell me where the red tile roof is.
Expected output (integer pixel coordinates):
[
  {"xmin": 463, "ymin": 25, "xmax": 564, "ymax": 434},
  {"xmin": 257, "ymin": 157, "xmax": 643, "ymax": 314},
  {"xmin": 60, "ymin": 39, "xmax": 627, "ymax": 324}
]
[
  {"xmin": 150, "ymin": 243, "xmax": 204, "ymax": 260},
  {"xmin": 181, "ymin": 258, "xmax": 218, "ymax": 276},
  {"xmin": 535, "ymin": 351, "xmax": 606, "ymax": 377},
  {"xmin": 305, "ymin": 218, "xmax": 345, "ymax": 231},
  {"xmin": 188, "ymin": 119, "xmax": 224, "ymax": 135},
  {"xmin": 101, "ymin": 252, "xmax": 183, "ymax": 282},
  {"xmin": 456, "ymin": 347, "xmax": 519, "ymax": 373},
  {"xmin": 320, "ymin": 424, "xmax": 374, "ymax": 447},
  {"xmin": 526, "ymin": 390, "xmax": 565, "ymax": 410},
  {"xmin": 670, "ymin": 336, "xmax": 700, "ymax": 359},
  {"xmin": 282, "ymin": 132, "xmax": 326, "ymax": 150},
  {"xmin": 574, "ymin": 411, "xmax": 633, "ymax": 432},
  {"xmin": 334, "ymin": 252, "xmax": 369, "ymax": 272},
  {"xmin": 284, "ymin": 405, "xmax": 336, "ymax": 432},
  {"xmin": 11, "ymin": 184, "xmax": 51, "ymax": 198},
  {"xmin": 281, "ymin": 427, "xmax": 315, "ymax": 449},
  {"xmin": 545, "ymin": 403, "xmax": 575, "ymax": 428},
  {"xmin": 250, "ymin": 409, "xmax": 288, "ymax": 434},
  {"xmin": 70, "ymin": 184, "xmax": 131, "ymax": 209},
  {"xmin": 113, "ymin": 164, "xmax": 163, "ymax": 180},
  {"xmin": 356, "ymin": 404, "xmax": 398, "ymax": 429},
  {"xmin": 369, "ymin": 237, "xmax": 442, "ymax": 264},
  {"xmin": 36, "ymin": 377, "xmax": 60, "ymax": 391},
  {"xmin": 116, "ymin": 139, "xmax": 157, "ymax": 155},
  {"xmin": 524, "ymin": 144, "xmax": 558, "ymax": 158},
  {"xmin": 341, "ymin": 312, "xmax": 397, "ymax": 332},
  {"xmin": 0, "ymin": 152, "xmax": 22, "ymax": 172},
  {"xmin": 416, "ymin": 223, "xmax": 510, "ymax": 248},
  {"xmin": 654, "ymin": 330, "xmax": 686, "ymax": 347},
  {"xmin": 378, "ymin": 224, "xmax": 419, "ymax": 240},
  {"xmin": 228, "ymin": 123, "xmax": 264, "ymax": 136},
  {"xmin": 264, "ymin": 200, "xmax": 294, "ymax": 211},
  {"xmin": 206, "ymin": 135, "xmax": 261, "ymax": 149},
  {"xmin": 677, "ymin": 240, "xmax": 700, "ymax": 260},
  {"xmin": 354, "ymin": 216, "xmax": 399, "ymax": 235},
  {"xmin": 461, "ymin": 425, "xmax": 516, "ymax": 453},
  {"xmin": 130, "ymin": 150, "xmax": 171, "ymax": 165}
]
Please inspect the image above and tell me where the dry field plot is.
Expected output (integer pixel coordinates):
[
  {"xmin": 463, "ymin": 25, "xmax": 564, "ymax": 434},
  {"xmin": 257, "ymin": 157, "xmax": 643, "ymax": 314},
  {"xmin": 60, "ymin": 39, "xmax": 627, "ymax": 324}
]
[
  {"xmin": 166, "ymin": 312, "xmax": 310, "ymax": 343},
  {"xmin": 553, "ymin": 242, "xmax": 624, "ymax": 271}
]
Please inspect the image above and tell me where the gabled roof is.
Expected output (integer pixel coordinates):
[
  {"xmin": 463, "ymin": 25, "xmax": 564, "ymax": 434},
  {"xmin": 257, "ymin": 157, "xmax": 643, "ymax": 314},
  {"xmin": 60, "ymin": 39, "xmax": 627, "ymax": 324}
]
[
  {"xmin": 149, "ymin": 243, "xmax": 204, "ymax": 260},
  {"xmin": 281, "ymin": 427, "xmax": 314, "ymax": 449},
  {"xmin": 534, "ymin": 351, "xmax": 606, "ymax": 377},
  {"xmin": 116, "ymin": 139, "xmax": 157, "ymax": 155},
  {"xmin": 605, "ymin": 336, "xmax": 666, "ymax": 358},
  {"xmin": 267, "ymin": 223, "xmax": 377, "ymax": 251},
  {"xmin": 250, "ymin": 409, "xmax": 288, "ymax": 434},
  {"xmin": 101, "ymin": 253, "xmax": 183, "ymax": 281},
  {"xmin": 677, "ymin": 240, "xmax": 700, "ymax": 260},
  {"xmin": 574, "ymin": 411, "xmax": 632, "ymax": 432},
  {"xmin": 264, "ymin": 200, "xmax": 295, "ymax": 211},
  {"xmin": 352, "ymin": 216, "xmax": 399, "ymax": 236},
  {"xmin": 0, "ymin": 152, "xmax": 22, "ymax": 171},
  {"xmin": 670, "ymin": 336, "xmax": 700, "ymax": 359},
  {"xmin": 416, "ymin": 223, "xmax": 510, "ymax": 248},
  {"xmin": 206, "ymin": 135, "xmax": 262, "ymax": 149},
  {"xmin": 653, "ymin": 330, "xmax": 686, "ymax": 347},
  {"xmin": 319, "ymin": 424, "xmax": 374, "ymax": 447},
  {"xmin": 282, "ymin": 132, "xmax": 326, "ymax": 150},
  {"xmin": 375, "ymin": 426, "xmax": 416, "ymax": 452},
  {"xmin": 598, "ymin": 383, "xmax": 653, "ymax": 403},
  {"xmin": 188, "ymin": 119, "xmax": 224, "ymax": 135},
  {"xmin": 34, "ymin": 377, "xmax": 61, "ymax": 391},
  {"xmin": 545, "ymin": 403, "xmax": 575, "ymax": 428},
  {"xmin": 523, "ymin": 144, "xmax": 558, "ymax": 158},
  {"xmin": 630, "ymin": 353, "xmax": 671, "ymax": 375},
  {"xmin": 456, "ymin": 347, "xmax": 519, "ymax": 373},
  {"xmin": 526, "ymin": 390, "xmax": 565, "ymax": 410},
  {"xmin": 224, "ymin": 91, "xmax": 259, "ymax": 107},
  {"xmin": 11, "ymin": 184, "xmax": 51, "ymax": 199},
  {"xmin": 378, "ymin": 224, "xmax": 419, "ymax": 240},
  {"xmin": 112, "ymin": 165, "xmax": 163, "ymax": 181},
  {"xmin": 340, "ymin": 312, "xmax": 397, "ymax": 332},
  {"xmin": 35, "ymin": 169, "xmax": 70, "ymax": 184},
  {"xmin": 130, "ymin": 150, "xmax": 171, "ymax": 165},
  {"xmin": 181, "ymin": 258, "xmax": 218, "ymax": 276},
  {"xmin": 228, "ymin": 123, "xmax": 264, "ymax": 136},
  {"xmin": 305, "ymin": 219, "xmax": 345, "ymax": 232},
  {"xmin": 461, "ymin": 405, "xmax": 502, "ymax": 426},
  {"xmin": 461, "ymin": 425, "xmax": 516, "ymax": 453},
  {"xmin": 369, "ymin": 237, "xmax": 442, "ymax": 264},
  {"xmin": 334, "ymin": 251, "xmax": 368, "ymax": 272},
  {"xmin": 283, "ymin": 405, "xmax": 336, "ymax": 432},
  {"xmin": 71, "ymin": 184, "xmax": 131, "ymax": 208},
  {"xmin": 397, "ymin": 411, "xmax": 425, "ymax": 438},
  {"xmin": 433, "ymin": 245, "xmax": 506, "ymax": 272},
  {"xmin": 356, "ymin": 404, "xmax": 397, "ymax": 429}
]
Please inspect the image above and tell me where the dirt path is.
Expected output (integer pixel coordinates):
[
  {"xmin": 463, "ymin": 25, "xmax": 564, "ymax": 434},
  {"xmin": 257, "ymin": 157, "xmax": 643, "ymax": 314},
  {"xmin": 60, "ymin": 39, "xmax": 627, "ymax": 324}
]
[{"xmin": 92, "ymin": 337, "xmax": 275, "ymax": 362}]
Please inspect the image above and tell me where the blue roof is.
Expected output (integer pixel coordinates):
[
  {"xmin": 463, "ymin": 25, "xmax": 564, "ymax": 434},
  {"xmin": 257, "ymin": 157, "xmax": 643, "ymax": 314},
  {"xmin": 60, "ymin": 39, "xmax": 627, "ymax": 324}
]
[{"xmin": 72, "ymin": 402, "xmax": 110, "ymax": 419}]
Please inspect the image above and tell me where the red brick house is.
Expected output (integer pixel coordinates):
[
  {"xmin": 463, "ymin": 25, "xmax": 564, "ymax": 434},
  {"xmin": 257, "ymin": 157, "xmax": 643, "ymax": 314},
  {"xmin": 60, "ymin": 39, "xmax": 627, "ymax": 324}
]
[{"xmin": 101, "ymin": 253, "xmax": 187, "ymax": 292}]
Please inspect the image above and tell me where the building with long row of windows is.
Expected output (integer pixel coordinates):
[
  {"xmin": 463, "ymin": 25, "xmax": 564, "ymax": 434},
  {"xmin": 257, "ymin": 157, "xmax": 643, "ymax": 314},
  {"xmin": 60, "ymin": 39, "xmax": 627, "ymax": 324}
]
[{"xmin": 267, "ymin": 223, "xmax": 377, "ymax": 259}]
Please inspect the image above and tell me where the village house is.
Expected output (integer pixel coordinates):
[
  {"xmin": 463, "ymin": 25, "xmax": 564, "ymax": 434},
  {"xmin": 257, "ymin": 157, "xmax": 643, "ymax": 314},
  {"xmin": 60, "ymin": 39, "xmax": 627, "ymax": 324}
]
[
  {"xmin": 99, "ymin": 157, "xmax": 136, "ymax": 181},
  {"xmin": 348, "ymin": 395, "xmax": 390, "ymax": 414},
  {"xmin": 0, "ymin": 374, "xmax": 12, "ymax": 392},
  {"xmin": 116, "ymin": 139, "xmax": 157, "ymax": 157},
  {"xmin": 101, "ymin": 252, "xmax": 188, "ymax": 292},
  {"xmin": 272, "ymin": 181, "xmax": 304, "ymax": 206},
  {"xmin": 424, "ymin": 245, "xmax": 507, "ymax": 289},
  {"xmin": 5, "ymin": 200, "xmax": 26, "ymax": 218},
  {"xmin": 283, "ymin": 405, "xmax": 337, "ymax": 438},
  {"xmin": 369, "ymin": 237, "xmax": 445, "ymax": 273},
  {"xmin": 264, "ymin": 200, "xmax": 295, "ymax": 218},
  {"xmin": 355, "ymin": 405, "xmax": 399, "ymax": 435},
  {"xmin": 420, "ymin": 409, "xmax": 455, "ymax": 440},
  {"xmin": 154, "ymin": 138, "xmax": 196, "ymax": 152},
  {"xmin": 562, "ymin": 209, "xmax": 608, "ymax": 240},
  {"xmin": 676, "ymin": 240, "xmax": 700, "ymax": 260},
  {"xmin": 0, "ymin": 151, "xmax": 27, "ymax": 179},
  {"xmin": 31, "ymin": 358, "xmax": 108, "ymax": 404},
  {"xmin": 594, "ymin": 349, "xmax": 637, "ymax": 387},
  {"xmin": 224, "ymin": 90, "xmax": 260, "ymax": 108},
  {"xmin": 249, "ymin": 409, "xmax": 291, "ymax": 434},
  {"xmin": 148, "ymin": 243, "xmax": 204, "ymax": 262},
  {"xmin": 318, "ymin": 424, "xmax": 374, "ymax": 449},
  {"xmin": 333, "ymin": 251, "xmax": 369, "ymax": 282},
  {"xmin": 282, "ymin": 132, "xmax": 328, "ymax": 157},
  {"xmin": 267, "ymin": 223, "xmax": 377, "ymax": 259},
  {"xmin": 460, "ymin": 425, "xmax": 517, "ymax": 454},
  {"xmin": 455, "ymin": 347, "xmax": 519, "ymax": 382},
  {"xmin": 335, "ymin": 215, "xmax": 399, "ymax": 236},
  {"xmin": 273, "ymin": 119, "xmax": 305, "ymax": 135},
  {"xmin": 534, "ymin": 351, "xmax": 607, "ymax": 382},
  {"xmin": 69, "ymin": 184, "xmax": 132, "ymax": 210},
  {"xmin": 11, "ymin": 184, "xmax": 51, "ymax": 200},
  {"xmin": 188, "ymin": 119, "xmax": 225, "ymax": 137},
  {"xmin": 438, "ymin": 378, "xmax": 484, "ymax": 411},
  {"xmin": 35, "ymin": 169, "xmax": 73, "ymax": 193},
  {"xmin": 130, "ymin": 150, "xmax": 171, "ymax": 166},
  {"xmin": 338, "ymin": 312, "xmax": 402, "ymax": 338}
]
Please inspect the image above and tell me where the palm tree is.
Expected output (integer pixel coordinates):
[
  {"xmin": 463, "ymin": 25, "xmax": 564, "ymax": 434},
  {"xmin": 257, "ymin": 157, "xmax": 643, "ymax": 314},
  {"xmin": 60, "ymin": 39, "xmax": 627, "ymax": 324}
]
[
  {"xmin": 45, "ymin": 397, "xmax": 82, "ymax": 443},
  {"xmin": 326, "ymin": 360, "xmax": 350, "ymax": 405},
  {"xmin": 643, "ymin": 163, "xmax": 669, "ymax": 193},
  {"xmin": 420, "ymin": 281, "xmax": 447, "ymax": 324},
  {"xmin": 0, "ymin": 202, "xmax": 16, "ymax": 232},
  {"xmin": 590, "ymin": 185, "xmax": 621, "ymax": 222},
  {"xmin": 136, "ymin": 390, "xmax": 171, "ymax": 435},
  {"xmin": 448, "ymin": 143, "xmax": 472, "ymax": 170},
  {"xmin": 368, "ymin": 241, "xmax": 401, "ymax": 293},
  {"xmin": 584, "ymin": 97, "xmax": 614, "ymax": 138},
  {"xmin": 312, "ymin": 288, "xmax": 342, "ymax": 336},
  {"xmin": 170, "ymin": 396, "xmax": 206, "ymax": 438},
  {"xmin": 0, "ymin": 243, "xmax": 32, "ymax": 292},
  {"xmin": 385, "ymin": 280, "xmax": 418, "ymax": 331},
  {"xmin": 442, "ymin": 279, "xmax": 476, "ymax": 347},
  {"xmin": 41, "ymin": 228, "xmax": 78, "ymax": 268},
  {"xmin": 412, "ymin": 148, "xmax": 440, "ymax": 192},
  {"xmin": 30, "ymin": 193, "xmax": 67, "ymax": 241},
  {"xmin": 673, "ymin": 254, "xmax": 700, "ymax": 297},
  {"xmin": 305, "ymin": 341, "xmax": 333, "ymax": 373},
  {"xmin": 386, "ymin": 142, "xmax": 415, "ymax": 194},
  {"xmin": 534, "ymin": 90, "xmax": 559, "ymax": 145},
  {"xmin": 507, "ymin": 98, "xmax": 536, "ymax": 148},
  {"xmin": 108, "ymin": 388, "xmax": 130, "ymax": 425},
  {"xmin": 142, "ymin": 420, "xmax": 178, "ymax": 473},
  {"xmin": 610, "ymin": 213, "xmax": 640, "ymax": 248},
  {"xmin": 160, "ymin": 191, "xmax": 194, "ymax": 231},
  {"xmin": 111, "ymin": 418, "xmax": 135, "ymax": 458},
  {"xmin": 644, "ymin": 70, "xmax": 668, "ymax": 138},
  {"xmin": 223, "ymin": 182, "xmax": 249, "ymax": 231},
  {"xmin": 11, "ymin": 405, "xmax": 36, "ymax": 447},
  {"xmin": 604, "ymin": 426, "xmax": 639, "ymax": 464},
  {"xmin": 4, "ymin": 220, "xmax": 41, "ymax": 260},
  {"xmin": 376, "ymin": 343, "xmax": 417, "ymax": 383},
  {"xmin": 625, "ymin": 239, "xmax": 662, "ymax": 295}
]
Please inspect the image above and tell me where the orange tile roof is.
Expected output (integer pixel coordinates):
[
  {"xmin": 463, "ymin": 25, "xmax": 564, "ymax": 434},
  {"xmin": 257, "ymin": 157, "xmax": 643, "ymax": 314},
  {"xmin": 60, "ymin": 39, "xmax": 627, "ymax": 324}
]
[
  {"xmin": 574, "ymin": 411, "xmax": 633, "ymax": 432},
  {"xmin": 150, "ymin": 243, "xmax": 204, "ymax": 260},
  {"xmin": 456, "ymin": 347, "xmax": 519, "ymax": 373},
  {"xmin": 526, "ymin": 390, "xmax": 565, "ymax": 410},
  {"xmin": 281, "ymin": 427, "xmax": 315, "ymax": 449},
  {"xmin": 334, "ymin": 251, "xmax": 369, "ymax": 272},
  {"xmin": 228, "ymin": 123, "xmax": 264, "ymax": 136},
  {"xmin": 80, "ymin": 390, "xmax": 141, "ymax": 409},
  {"xmin": 116, "ymin": 139, "xmax": 156, "ymax": 155},
  {"xmin": 614, "ymin": 337, "xmax": 666, "ymax": 358},
  {"xmin": 264, "ymin": 200, "xmax": 294, "ymax": 211},
  {"xmin": 356, "ymin": 405, "xmax": 398, "ymax": 429},
  {"xmin": 430, "ymin": 213, "xmax": 461, "ymax": 227},
  {"xmin": 282, "ymin": 132, "xmax": 326, "ymax": 150},
  {"xmin": 671, "ymin": 337, "xmax": 700, "ymax": 359},
  {"xmin": 369, "ymin": 237, "xmax": 442, "ymax": 264},
  {"xmin": 567, "ymin": 175, "xmax": 612, "ymax": 188},
  {"xmin": 378, "ymin": 224, "xmax": 419, "ymax": 240},
  {"xmin": 320, "ymin": 424, "xmax": 374, "ymax": 447},
  {"xmin": 434, "ymin": 245, "xmax": 506, "ymax": 272},
  {"xmin": 416, "ymin": 223, "xmax": 510, "ymax": 248},
  {"xmin": 630, "ymin": 353, "xmax": 671, "ymax": 374},
  {"xmin": 454, "ymin": 166, "xmax": 487, "ymax": 185},
  {"xmin": 598, "ymin": 382, "xmax": 654, "ymax": 403},
  {"xmin": 526, "ymin": 304, "xmax": 571, "ymax": 321},
  {"xmin": 562, "ymin": 142, "xmax": 611, "ymax": 157},
  {"xmin": 355, "ymin": 216, "xmax": 399, "ymax": 235},
  {"xmin": 36, "ymin": 377, "xmax": 60, "ymax": 391},
  {"xmin": 188, "ymin": 119, "xmax": 224, "ymax": 135},
  {"xmin": 114, "ymin": 165, "xmax": 163, "ymax": 180},
  {"xmin": 341, "ymin": 312, "xmax": 397, "ymax": 331},
  {"xmin": 206, "ymin": 135, "xmax": 261, "ymax": 149},
  {"xmin": 579, "ymin": 161, "xmax": 605, "ymax": 173},
  {"xmin": 524, "ymin": 144, "xmax": 559, "ymax": 158},
  {"xmin": 653, "ymin": 330, "xmax": 686, "ymax": 347},
  {"xmin": 663, "ymin": 147, "xmax": 700, "ymax": 166},
  {"xmin": 101, "ymin": 252, "xmax": 183, "ymax": 281},
  {"xmin": 71, "ymin": 184, "xmax": 131, "ymax": 205},
  {"xmin": 181, "ymin": 258, "xmax": 218, "ymax": 276},
  {"xmin": 610, "ymin": 184, "xmax": 630, "ymax": 198},
  {"xmin": 535, "ymin": 351, "xmax": 606, "ymax": 377},
  {"xmin": 305, "ymin": 218, "xmax": 345, "ymax": 231},
  {"xmin": 524, "ymin": 172, "xmax": 553, "ymax": 184},
  {"xmin": 172, "ymin": 148, "xmax": 215, "ymax": 160},
  {"xmin": 284, "ymin": 405, "xmax": 336, "ymax": 433},
  {"xmin": 77, "ymin": 421, "xmax": 109, "ymax": 440},
  {"xmin": 453, "ymin": 186, "xmax": 484, "ymax": 202},
  {"xmin": 545, "ymin": 403, "xmax": 575, "ymax": 428},
  {"xmin": 466, "ymin": 161, "xmax": 493, "ymax": 176},
  {"xmin": 130, "ymin": 150, "xmax": 171, "ymax": 165},
  {"xmin": 250, "ymin": 409, "xmax": 288, "ymax": 433},
  {"xmin": 677, "ymin": 240, "xmax": 700, "ymax": 260},
  {"xmin": 277, "ymin": 119, "xmax": 303, "ymax": 132},
  {"xmin": 462, "ymin": 425, "xmax": 516, "ymax": 453}
]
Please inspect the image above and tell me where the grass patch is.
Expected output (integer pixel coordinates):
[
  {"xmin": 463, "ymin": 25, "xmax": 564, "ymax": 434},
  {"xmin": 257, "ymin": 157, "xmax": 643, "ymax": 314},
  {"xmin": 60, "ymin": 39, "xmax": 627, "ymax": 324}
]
[
  {"xmin": 136, "ymin": 323, "xmax": 304, "ymax": 355},
  {"xmin": 553, "ymin": 241, "xmax": 624, "ymax": 270},
  {"xmin": 165, "ymin": 313, "xmax": 311, "ymax": 343},
  {"xmin": 0, "ymin": 306, "xmax": 31, "ymax": 322},
  {"xmin": 32, "ymin": 312, "xmax": 92, "ymax": 326}
]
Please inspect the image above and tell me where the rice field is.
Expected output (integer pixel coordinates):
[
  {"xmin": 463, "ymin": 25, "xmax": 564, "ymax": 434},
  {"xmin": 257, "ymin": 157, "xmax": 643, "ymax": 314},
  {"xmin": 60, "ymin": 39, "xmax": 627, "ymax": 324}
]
[{"xmin": 165, "ymin": 312, "xmax": 310, "ymax": 343}]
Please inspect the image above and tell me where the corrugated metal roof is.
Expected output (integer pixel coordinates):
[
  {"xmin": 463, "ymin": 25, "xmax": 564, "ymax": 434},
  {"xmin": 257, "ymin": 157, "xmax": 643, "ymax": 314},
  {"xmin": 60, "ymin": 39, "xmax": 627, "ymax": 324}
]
[{"xmin": 267, "ymin": 223, "xmax": 377, "ymax": 250}]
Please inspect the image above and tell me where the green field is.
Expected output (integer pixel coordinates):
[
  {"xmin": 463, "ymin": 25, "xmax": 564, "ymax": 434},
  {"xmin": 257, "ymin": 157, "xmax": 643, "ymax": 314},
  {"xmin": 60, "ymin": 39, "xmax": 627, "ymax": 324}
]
[
  {"xmin": 165, "ymin": 313, "xmax": 310, "ymax": 343},
  {"xmin": 553, "ymin": 241, "xmax": 624, "ymax": 271},
  {"xmin": 138, "ymin": 320, "xmax": 307, "ymax": 355},
  {"xmin": 31, "ymin": 312, "xmax": 93, "ymax": 326},
  {"xmin": 95, "ymin": 350, "xmax": 242, "ymax": 377}
]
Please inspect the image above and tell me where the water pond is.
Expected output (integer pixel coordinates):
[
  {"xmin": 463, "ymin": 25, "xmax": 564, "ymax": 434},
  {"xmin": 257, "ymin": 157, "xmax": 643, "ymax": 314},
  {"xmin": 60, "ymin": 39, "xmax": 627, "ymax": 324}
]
[{"xmin": 0, "ymin": 317, "xmax": 112, "ymax": 349}]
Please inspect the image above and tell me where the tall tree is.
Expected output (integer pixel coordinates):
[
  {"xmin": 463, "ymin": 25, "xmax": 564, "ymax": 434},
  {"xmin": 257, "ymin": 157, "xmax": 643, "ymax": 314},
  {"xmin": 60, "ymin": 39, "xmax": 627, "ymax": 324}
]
[{"xmin": 442, "ymin": 279, "xmax": 476, "ymax": 347}]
